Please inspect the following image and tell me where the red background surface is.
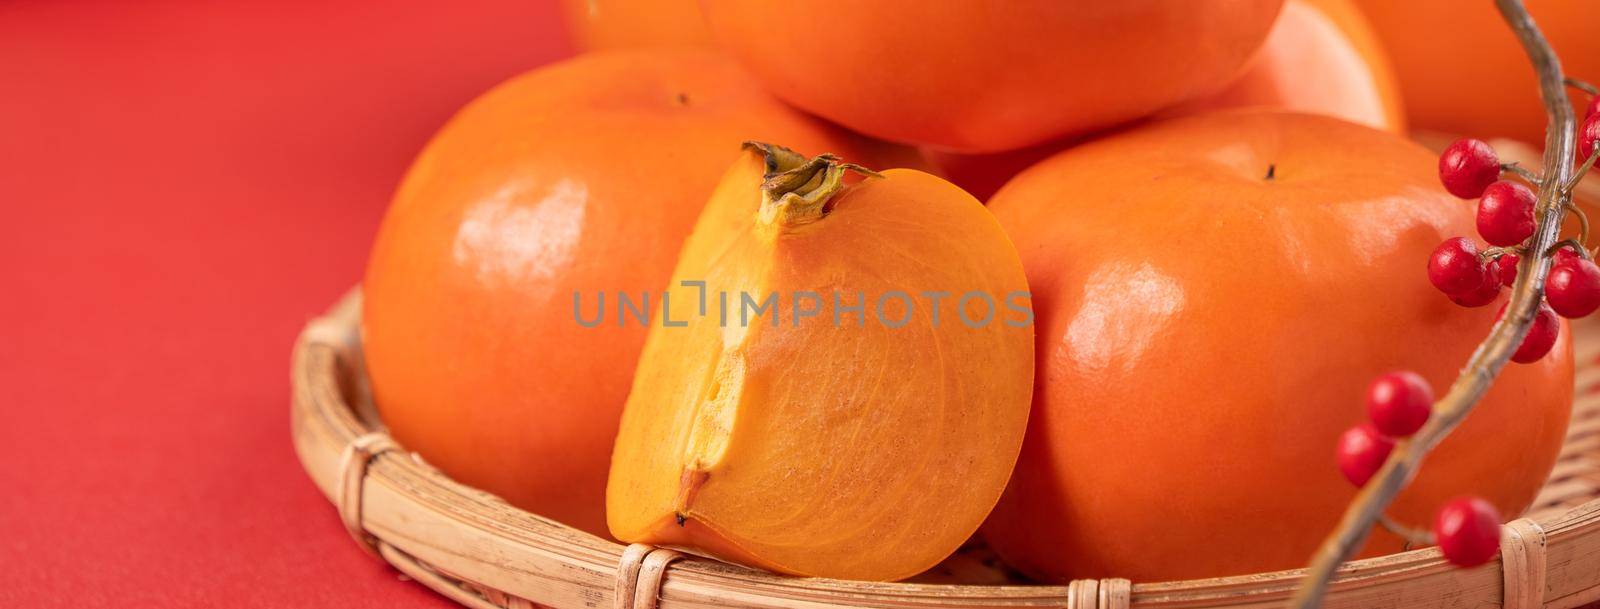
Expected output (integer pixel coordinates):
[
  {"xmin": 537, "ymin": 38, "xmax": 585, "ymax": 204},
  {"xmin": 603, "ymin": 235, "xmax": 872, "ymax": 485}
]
[
  {"xmin": 2, "ymin": 1, "xmax": 570, "ymax": 605},
  {"xmin": 7, "ymin": 2, "xmax": 1598, "ymax": 607}
]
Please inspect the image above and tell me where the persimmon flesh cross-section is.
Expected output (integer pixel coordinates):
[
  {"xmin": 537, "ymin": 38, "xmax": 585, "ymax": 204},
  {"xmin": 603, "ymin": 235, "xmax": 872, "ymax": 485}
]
[{"xmin": 606, "ymin": 143, "xmax": 1034, "ymax": 581}]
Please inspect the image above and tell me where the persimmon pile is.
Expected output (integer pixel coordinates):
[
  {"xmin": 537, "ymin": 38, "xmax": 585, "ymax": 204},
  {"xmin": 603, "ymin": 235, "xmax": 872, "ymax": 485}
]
[{"xmin": 359, "ymin": 0, "xmax": 1589, "ymax": 589}]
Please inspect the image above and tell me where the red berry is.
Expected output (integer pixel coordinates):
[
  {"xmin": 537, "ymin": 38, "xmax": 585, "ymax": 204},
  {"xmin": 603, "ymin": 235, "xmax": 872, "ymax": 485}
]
[
  {"xmin": 1448, "ymin": 263, "xmax": 1502, "ymax": 307},
  {"xmin": 1475, "ymin": 181, "xmax": 1536, "ymax": 246},
  {"xmin": 1492, "ymin": 253, "xmax": 1519, "ymax": 287},
  {"xmin": 1366, "ymin": 372, "xmax": 1433, "ymax": 437},
  {"xmin": 1428, "ymin": 237, "xmax": 1486, "ymax": 295},
  {"xmin": 1497, "ymin": 301, "xmax": 1561, "ymax": 363},
  {"xmin": 1336, "ymin": 424, "xmax": 1394, "ymax": 487},
  {"xmin": 1439, "ymin": 138, "xmax": 1501, "ymax": 199},
  {"xmin": 1581, "ymin": 114, "xmax": 1600, "ymax": 163},
  {"xmin": 1546, "ymin": 256, "xmax": 1600, "ymax": 318},
  {"xmin": 1556, "ymin": 247, "xmax": 1583, "ymax": 267},
  {"xmin": 1433, "ymin": 497, "xmax": 1502, "ymax": 568}
]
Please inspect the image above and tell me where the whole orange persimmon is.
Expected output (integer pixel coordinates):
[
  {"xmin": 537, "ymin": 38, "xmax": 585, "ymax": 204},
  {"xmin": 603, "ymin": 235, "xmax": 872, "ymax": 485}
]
[
  {"xmin": 1354, "ymin": 0, "xmax": 1600, "ymax": 144},
  {"xmin": 560, "ymin": 0, "xmax": 711, "ymax": 51},
  {"xmin": 927, "ymin": 0, "xmax": 1402, "ymax": 202},
  {"xmin": 983, "ymin": 111, "xmax": 1573, "ymax": 582},
  {"xmin": 362, "ymin": 50, "xmax": 911, "ymax": 538},
  {"xmin": 701, "ymin": 0, "xmax": 1283, "ymax": 153}
]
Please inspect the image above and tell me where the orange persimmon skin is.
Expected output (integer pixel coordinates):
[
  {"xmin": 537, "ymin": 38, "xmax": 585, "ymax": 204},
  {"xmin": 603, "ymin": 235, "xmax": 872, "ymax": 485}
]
[
  {"xmin": 1354, "ymin": 0, "xmax": 1600, "ymax": 144},
  {"xmin": 983, "ymin": 111, "xmax": 1572, "ymax": 582},
  {"xmin": 560, "ymin": 0, "xmax": 711, "ymax": 51},
  {"xmin": 607, "ymin": 148, "xmax": 1034, "ymax": 581},
  {"xmin": 362, "ymin": 51, "xmax": 909, "ymax": 538},
  {"xmin": 923, "ymin": 142, "xmax": 1071, "ymax": 205},
  {"xmin": 1170, "ymin": 0, "xmax": 1403, "ymax": 133},
  {"xmin": 701, "ymin": 0, "xmax": 1284, "ymax": 153},
  {"xmin": 928, "ymin": 0, "xmax": 1402, "ymax": 203}
]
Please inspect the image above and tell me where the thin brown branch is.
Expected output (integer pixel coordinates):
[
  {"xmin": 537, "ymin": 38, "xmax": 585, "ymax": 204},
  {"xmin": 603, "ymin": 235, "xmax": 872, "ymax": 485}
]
[
  {"xmin": 1502, "ymin": 161, "xmax": 1543, "ymax": 186},
  {"xmin": 1376, "ymin": 514, "xmax": 1433, "ymax": 546},
  {"xmin": 1571, "ymin": 148, "xmax": 1599, "ymax": 189},
  {"xmin": 1565, "ymin": 203, "xmax": 1591, "ymax": 245},
  {"xmin": 1549, "ymin": 238, "xmax": 1589, "ymax": 259},
  {"xmin": 1480, "ymin": 246, "xmax": 1523, "ymax": 262},
  {"xmin": 1287, "ymin": 1, "xmax": 1579, "ymax": 607}
]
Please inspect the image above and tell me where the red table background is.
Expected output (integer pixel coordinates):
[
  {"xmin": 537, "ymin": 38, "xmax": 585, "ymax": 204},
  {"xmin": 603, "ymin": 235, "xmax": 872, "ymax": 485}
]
[
  {"xmin": 2, "ymin": 1, "xmax": 571, "ymax": 605},
  {"xmin": 10, "ymin": 2, "xmax": 1599, "ymax": 607}
]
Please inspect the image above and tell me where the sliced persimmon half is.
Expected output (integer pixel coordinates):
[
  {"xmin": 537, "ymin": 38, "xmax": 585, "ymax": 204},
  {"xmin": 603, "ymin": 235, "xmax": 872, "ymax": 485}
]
[{"xmin": 605, "ymin": 143, "xmax": 1034, "ymax": 581}]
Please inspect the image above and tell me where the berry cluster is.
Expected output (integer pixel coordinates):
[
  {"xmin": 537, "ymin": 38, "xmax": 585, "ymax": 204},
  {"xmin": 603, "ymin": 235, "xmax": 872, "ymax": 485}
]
[
  {"xmin": 1335, "ymin": 372, "xmax": 1428, "ymax": 491},
  {"xmin": 1329, "ymin": 117, "xmax": 1600, "ymax": 570},
  {"xmin": 1289, "ymin": 15, "xmax": 1600, "ymax": 605},
  {"xmin": 1333, "ymin": 372, "xmax": 1502, "ymax": 566},
  {"xmin": 1428, "ymin": 134, "xmax": 1600, "ymax": 365}
]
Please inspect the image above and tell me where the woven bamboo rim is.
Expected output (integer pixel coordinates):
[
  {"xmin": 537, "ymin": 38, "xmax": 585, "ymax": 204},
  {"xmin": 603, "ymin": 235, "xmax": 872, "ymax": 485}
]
[{"xmin": 292, "ymin": 287, "xmax": 1600, "ymax": 608}]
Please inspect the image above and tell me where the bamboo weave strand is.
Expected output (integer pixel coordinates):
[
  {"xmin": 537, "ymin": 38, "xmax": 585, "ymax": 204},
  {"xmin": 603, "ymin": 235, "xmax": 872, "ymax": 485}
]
[
  {"xmin": 616, "ymin": 544, "xmax": 654, "ymax": 609},
  {"xmin": 1501, "ymin": 519, "xmax": 1549, "ymax": 609},
  {"xmin": 337, "ymin": 432, "xmax": 396, "ymax": 557}
]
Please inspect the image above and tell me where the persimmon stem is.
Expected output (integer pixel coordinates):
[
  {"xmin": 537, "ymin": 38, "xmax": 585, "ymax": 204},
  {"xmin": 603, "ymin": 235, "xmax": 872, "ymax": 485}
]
[
  {"xmin": 747, "ymin": 141, "xmax": 879, "ymax": 228},
  {"xmin": 1287, "ymin": 1, "xmax": 1579, "ymax": 607}
]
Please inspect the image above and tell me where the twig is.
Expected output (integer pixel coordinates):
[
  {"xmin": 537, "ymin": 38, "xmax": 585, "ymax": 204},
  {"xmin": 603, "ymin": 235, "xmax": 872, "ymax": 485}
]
[
  {"xmin": 1376, "ymin": 514, "xmax": 1433, "ymax": 547},
  {"xmin": 1565, "ymin": 204, "xmax": 1591, "ymax": 245},
  {"xmin": 1481, "ymin": 246, "xmax": 1523, "ymax": 262},
  {"xmin": 1286, "ymin": 1, "xmax": 1579, "ymax": 607},
  {"xmin": 1571, "ymin": 149, "xmax": 1599, "ymax": 190},
  {"xmin": 1502, "ymin": 162, "xmax": 1542, "ymax": 186}
]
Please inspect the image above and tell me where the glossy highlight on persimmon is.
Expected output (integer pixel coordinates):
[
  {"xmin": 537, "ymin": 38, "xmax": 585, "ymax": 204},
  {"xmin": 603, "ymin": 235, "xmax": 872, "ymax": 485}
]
[
  {"xmin": 606, "ymin": 143, "xmax": 1034, "ymax": 581},
  {"xmin": 982, "ymin": 111, "xmax": 1572, "ymax": 582},
  {"xmin": 361, "ymin": 50, "xmax": 913, "ymax": 538}
]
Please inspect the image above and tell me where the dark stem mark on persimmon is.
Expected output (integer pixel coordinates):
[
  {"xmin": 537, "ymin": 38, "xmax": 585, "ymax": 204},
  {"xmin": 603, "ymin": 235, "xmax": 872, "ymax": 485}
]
[
  {"xmin": 675, "ymin": 513, "xmax": 687, "ymax": 526},
  {"xmin": 1265, "ymin": 164, "xmax": 1276, "ymax": 181},
  {"xmin": 676, "ymin": 92, "xmax": 690, "ymax": 106}
]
